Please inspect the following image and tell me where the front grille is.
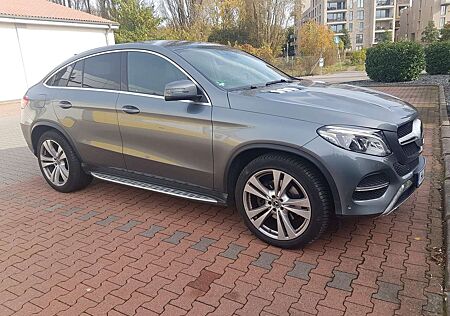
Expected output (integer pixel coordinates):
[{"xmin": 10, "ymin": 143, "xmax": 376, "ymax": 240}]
[
  {"xmin": 397, "ymin": 121, "xmax": 413, "ymax": 138},
  {"xmin": 393, "ymin": 158, "xmax": 419, "ymax": 176},
  {"xmin": 402, "ymin": 142, "xmax": 421, "ymax": 156},
  {"xmin": 396, "ymin": 119, "xmax": 422, "ymax": 159}
]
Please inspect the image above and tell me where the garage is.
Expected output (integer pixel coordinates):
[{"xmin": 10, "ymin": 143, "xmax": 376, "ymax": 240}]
[{"xmin": 0, "ymin": 0, "xmax": 118, "ymax": 101}]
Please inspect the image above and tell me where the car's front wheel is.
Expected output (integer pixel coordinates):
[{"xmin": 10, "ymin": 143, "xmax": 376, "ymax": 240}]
[
  {"xmin": 37, "ymin": 130, "xmax": 92, "ymax": 193},
  {"xmin": 235, "ymin": 153, "xmax": 333, "ymax": 248}
]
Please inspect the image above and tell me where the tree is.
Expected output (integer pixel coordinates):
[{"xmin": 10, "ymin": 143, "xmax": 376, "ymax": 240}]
[
  {"xmin": 441, "ymin": 23, "xmax": 450, "ymax": 42},
  {"xmin": 378, "ymin": 30, "xmax": 392, "ymax": 43},
  {"xmin": 341, "ymin": 28, "xmax": 351, "ymax": 50},
  {"xmin": 298, "ymin": 21, "xmax": 336, "ymax": 73},
  {"xmin": 109, "ymin": 0, "xmax": 161, "ymax": 43},
  {"xmin": 421, "ymin": 21, "xmax": 440, "ymax": 44}
]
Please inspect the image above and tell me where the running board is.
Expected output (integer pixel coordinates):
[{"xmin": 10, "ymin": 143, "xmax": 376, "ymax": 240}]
[{"xmin": 91, "ymin": 172, "xmax": 218, "ymax": 203}]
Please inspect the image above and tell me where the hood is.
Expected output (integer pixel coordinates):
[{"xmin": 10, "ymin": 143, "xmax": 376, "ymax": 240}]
[{"xmin": 227, "ymin": 80, "xmax": 417, "ymax": 131}]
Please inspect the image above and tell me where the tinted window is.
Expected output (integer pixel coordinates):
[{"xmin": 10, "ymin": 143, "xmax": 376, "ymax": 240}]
[
  {"xmin": 67, "ymin": 61, "xmax": 83, "ymax": 87},
  {"xmin": 83, "ymin": 53, "xmax": 120, "ymax": 90},
  {"xmin": 127, "ymin": 52, "xmax": 188, "ymax": 96},
  {"xmin": 49, "ymin": 65, "xmax": 73, "ymax": 87}
]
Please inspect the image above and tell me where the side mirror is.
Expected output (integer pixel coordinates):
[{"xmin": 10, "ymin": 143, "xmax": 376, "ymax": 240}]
[{"xmin": 164, "ymin": 80, "xmax": 202, "ymax": 102}]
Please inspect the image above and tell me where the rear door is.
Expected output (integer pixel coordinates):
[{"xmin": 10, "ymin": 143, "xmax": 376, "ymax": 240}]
[
  {"xmin": 116, "ymin": 50, "xmax": 213, "ymax": 188},
  {"xmin": 49, "ymin": 52, "xmax": 125, "ymax": 170}
]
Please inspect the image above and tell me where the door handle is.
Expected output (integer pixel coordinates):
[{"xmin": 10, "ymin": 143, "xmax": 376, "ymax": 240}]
[
  {"xmin": 122, "ymin": 105, "xmax": 140, "ymax": 114},
  {"xmin": 58, "ymin": 100, "xmax": 72, "ymax": 109}
]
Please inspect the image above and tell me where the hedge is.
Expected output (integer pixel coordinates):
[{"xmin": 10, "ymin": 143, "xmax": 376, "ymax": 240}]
[
  {"xmin": 425, "ymin": 41, "xmax": 450, "ymax": 75},
  {"xmin": 365, "ymin": 41, "xmax": 425, "ymax": 82}
]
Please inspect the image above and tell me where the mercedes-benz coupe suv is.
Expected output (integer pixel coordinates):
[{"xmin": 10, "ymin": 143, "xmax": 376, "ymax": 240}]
[{"xmin": 20, "ymin": 41, "xmax": 425, "ymax": 248}]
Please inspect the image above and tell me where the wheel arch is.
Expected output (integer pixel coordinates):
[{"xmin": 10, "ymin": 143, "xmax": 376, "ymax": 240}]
[
  {"xmin": 224, "ymin": 142, "xmax": 342, "ymax": 214},
  {"xmin": 31, "ymin": 121, "xmax": 82, "ymax": 161}
]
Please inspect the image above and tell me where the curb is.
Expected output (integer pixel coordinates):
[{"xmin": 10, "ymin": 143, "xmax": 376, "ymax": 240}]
[{"xmin": 440, "ymin": 84, "xmax": 450, "ymax": 314}]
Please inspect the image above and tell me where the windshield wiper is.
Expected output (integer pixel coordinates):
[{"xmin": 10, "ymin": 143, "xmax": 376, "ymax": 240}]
[{"xmin": 265, "ymin": 79, "xmax": 293, "ymax": 86}]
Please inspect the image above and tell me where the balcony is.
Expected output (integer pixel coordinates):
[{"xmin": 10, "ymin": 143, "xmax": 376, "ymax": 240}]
[
  {"xmin": 327, "ymin": 1, "xmax": 347, "ymax": 11},
  {"xmin": 375, "ymin": 21, "xmax": 393, "ymax": 31},
  {"xmin": 442, "ymin": 0, "xmax": 450, "ymax": 5},
  {"xmin": 376, "ymin": 0, "xmax": 394, "ymax": 6},
  {"xmin": 375, "ymin": 9, "xmax": 394, "ymax": 20},
  {"xmin": 327, "ymin": 12, "xmax": 347, "ymax": 23}
]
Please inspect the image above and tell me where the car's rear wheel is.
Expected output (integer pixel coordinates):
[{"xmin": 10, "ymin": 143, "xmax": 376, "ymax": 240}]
[
  {"xmin": 235, "ymin": 153, "xmax": 332, "ymax": 248},
  {"xmin": 37, "ymin": 130, "xmax": 92, "ymax": 193}
]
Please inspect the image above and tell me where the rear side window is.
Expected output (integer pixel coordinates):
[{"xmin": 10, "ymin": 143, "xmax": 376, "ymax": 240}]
[
  {"xmin": 83, "ymin": 53, "xmax": 120, "ymax": 90},
  {"xmin": 67, "ymin": 61, "xmax": 83, "ymax": 87},
  {"xmin": 48, "ymin": 64, "xmax": 73, "ymax": 86},
  {"xmin": 127, "ymin": 52, "xmax": 188, "ymax": 96}
]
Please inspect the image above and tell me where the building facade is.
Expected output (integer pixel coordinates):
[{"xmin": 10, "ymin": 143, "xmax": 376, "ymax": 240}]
[
  {"xmin": 301, "ymin": 0, "xmax": 403, "ymax": 50},
  {"xmin": 397, "ymin": 0, "xmax": 450, "ymax": 41}
]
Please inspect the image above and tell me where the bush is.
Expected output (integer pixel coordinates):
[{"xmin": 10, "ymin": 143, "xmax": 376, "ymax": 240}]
[
  {"xmin": 350, "ymin": 49, "xmax": 366, "ymax": 65},
  {"xmin": 425, "ymin": 41, "xmax": 450, "ymax": 75},
  {"xmin": 365, "ymin": 41, "xmax": 425, "ymax": 82}
]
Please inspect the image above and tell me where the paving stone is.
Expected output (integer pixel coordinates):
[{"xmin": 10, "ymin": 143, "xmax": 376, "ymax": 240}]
[
  {"xmin": 164, "ymin": 231, "xmax": 189, "ymax": 244},
  {"xmin": 78, "ymin": 211, "xmax": 99, "ymax": 221},
  {"xmin": 252, "ymin": 252, "xmax": 279, "ymax": 270},
  {"xmin": 373, "ymin": 281, "xmax": 402, "ymax": 303},
  {"xmin": 140, "ymin": 225, "xmax": 164, "ymax": 238},
  {"xmin": 96, "ymin": 215, "xmax": 120, "ymax": 226},
  {"xmin": 116, "ymin": 220, "xmax": 142, "ymax": 232},
  {"xmin": 44, "ymin": 204, "xmax": 65, "ymax": 212},
  {"xmin": 423, "ymin": 292, "xmax": 444, "ymax": 314},
  {"xmin": 60, "ymin": 207, "xmax": 83, "ymax": 217},
  {"xmin": 327, "ymin": 271, "xmax": 357, "ymax": 292},
  {"xmin": 191, "ymin": 237, "xmax": 216, "ymax": 252},
  {"xmin": 287, "ymin": 261, "xmax": 316, "ymax": 280},
  {"xmin": 220, "ymin": 243, "xmax": 246, "ymax": 260}
]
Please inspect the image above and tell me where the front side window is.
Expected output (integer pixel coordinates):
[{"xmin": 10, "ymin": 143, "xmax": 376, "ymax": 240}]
[
  {"xmin": 127, "ymin": 52, "xmax": 188, "ymax": 96},
  {"xmin": 83, "ymin": 53, "xmax": 121, "ymax": 90},
  {"xmin": 177, "ymin": 47, "xmax": 291, "ymax": 90}
]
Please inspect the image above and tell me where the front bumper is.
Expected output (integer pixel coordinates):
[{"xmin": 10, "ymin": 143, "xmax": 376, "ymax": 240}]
[{"xmin": 303, "ymin": 136, "xmax": 426, "ymax": 216}]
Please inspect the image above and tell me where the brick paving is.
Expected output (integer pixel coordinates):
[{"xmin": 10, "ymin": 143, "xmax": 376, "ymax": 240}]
[{"xmin": 0, "ymin": 86, "xmax": 444, "ymax": 315}]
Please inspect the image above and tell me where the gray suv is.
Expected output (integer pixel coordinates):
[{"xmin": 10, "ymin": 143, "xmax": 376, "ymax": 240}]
[{"xmin": 20, "ymin": 41, "xmax": 425, "ymax": 248}]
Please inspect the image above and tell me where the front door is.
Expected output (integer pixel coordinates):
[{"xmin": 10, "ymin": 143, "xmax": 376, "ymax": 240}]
[{"xmin": 117, "ymin": 51, "xmax": 213, "ymax": 188}]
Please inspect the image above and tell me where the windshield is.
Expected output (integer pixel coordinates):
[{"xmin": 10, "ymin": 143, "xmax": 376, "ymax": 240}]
[{"xmin": 176, "ymin": 47, "xmax": 292, "ymax": 90}]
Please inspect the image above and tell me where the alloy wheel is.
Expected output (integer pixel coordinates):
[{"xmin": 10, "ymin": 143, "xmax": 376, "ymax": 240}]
[
  {"xmin": 243, "ymin": 169, "xmax": 311, "ymax": 241},
  {"xmin": 40, "ymin": 140, "xmax": 70, "ymax": 186}
]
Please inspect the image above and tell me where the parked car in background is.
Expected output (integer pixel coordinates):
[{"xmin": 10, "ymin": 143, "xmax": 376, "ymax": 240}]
[{"xmin": 20, "ymin": 41, "xmax": 425, "ymax": 248}]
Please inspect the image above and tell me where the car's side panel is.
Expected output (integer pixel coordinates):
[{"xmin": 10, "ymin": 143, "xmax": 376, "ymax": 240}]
[
  {"xmin": 117, "ymin": 93, "xmax": 214, "ymax": 189},
  {"xmin": 212, "ymin": 93, "xmax": 322, "ymax": 192},
  {"xmin": 51, "ymin": 88, "xmax": 126, "ymax": 169}
]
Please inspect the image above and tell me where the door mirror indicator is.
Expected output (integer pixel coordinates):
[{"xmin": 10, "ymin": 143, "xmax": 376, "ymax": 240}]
[{"xmin": 164, "ymin": 80, "xmax": 202, "ymax": 102}]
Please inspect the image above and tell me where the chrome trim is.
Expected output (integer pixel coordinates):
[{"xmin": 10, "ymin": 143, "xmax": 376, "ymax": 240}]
[
  {"xmin": 381, "ymin": 179, "xmax": 414, "ymax": 216},
  {"xmin": 398, "ymin": 119, "xmax": 422, "ymax": 145},
  {"xmin": 355, "ymin": 182, "xmax": 390, "ymax": 192},
  {"xmin": 43, "ymin": 49, "xmax": 212, "ymax": 106},
  {"xmin": 91, "ymin": 172, "xmax": 218, "ymax": 203}
]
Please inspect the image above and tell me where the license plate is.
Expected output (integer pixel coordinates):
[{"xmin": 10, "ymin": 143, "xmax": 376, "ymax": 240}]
[{"xmin": 416, "ymin": 168, "xmax": 425, "ymax": 187}]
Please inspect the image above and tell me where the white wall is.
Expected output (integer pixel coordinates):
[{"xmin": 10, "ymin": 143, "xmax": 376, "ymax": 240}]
[{"xmin": 0, "ymin": 21, "xmax": 115, "ymax": 101}]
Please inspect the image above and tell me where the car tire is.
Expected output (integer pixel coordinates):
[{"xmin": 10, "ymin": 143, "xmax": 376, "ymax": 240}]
[
  {"xmin": 37, "ymin": 130, "xmax": 92, "ymax": 193},
  {"xmin": 235, "ymin": 153, "xmax": 333, "ymax": 248}
]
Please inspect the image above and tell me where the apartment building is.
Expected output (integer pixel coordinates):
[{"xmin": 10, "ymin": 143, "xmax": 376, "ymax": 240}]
[
  {"xmin": 301, "ymin": 0, "xmax": 401, "ymax": 50},
  {"xmin": 397, "ymin": 0, "xmax": 450, "ymax": 41}
]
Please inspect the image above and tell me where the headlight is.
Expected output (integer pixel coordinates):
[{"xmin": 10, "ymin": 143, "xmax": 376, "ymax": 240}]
[{"xmin": 317, "ymin": 126, "xmax": 391, "ymax": 157}]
